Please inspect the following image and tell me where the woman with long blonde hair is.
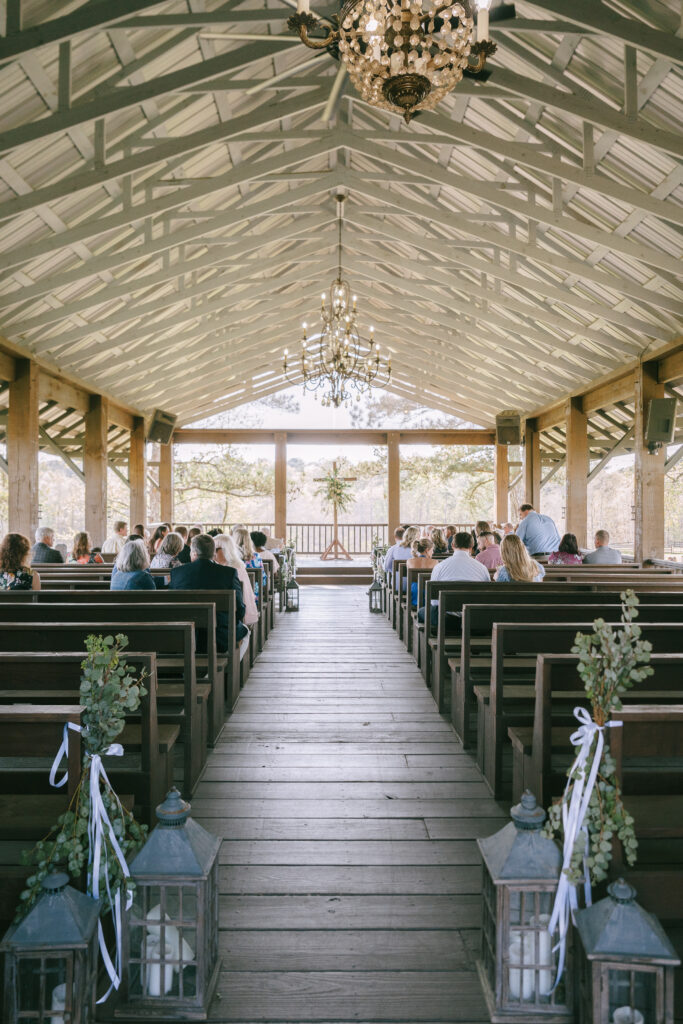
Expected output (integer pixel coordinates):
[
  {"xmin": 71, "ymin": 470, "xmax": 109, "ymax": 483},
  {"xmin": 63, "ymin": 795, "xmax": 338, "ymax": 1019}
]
[
  {"xmin": 495, "ymin": 534, "xmax": 545, "ymax": 583},
  {"xmin": 214, "ymin": 534, "xmax": 259, "ymax": 626},
  {"xmin": 429, "ymin": 527, "xmax": 448, "ymax": 555}
]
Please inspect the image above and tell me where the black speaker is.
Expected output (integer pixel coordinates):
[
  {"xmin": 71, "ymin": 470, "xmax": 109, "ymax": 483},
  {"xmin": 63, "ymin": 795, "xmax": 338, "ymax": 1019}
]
[
  {"xmin": 147, "ymin": 409, "xmax": 177, "ymax": 445},
  {"xmin": 645, "ymin": 398, "xmax": 677, "ymax": 444},
  {"xmin": 495, "ymin": 410, "xmax": 521, "ymax": 446}
]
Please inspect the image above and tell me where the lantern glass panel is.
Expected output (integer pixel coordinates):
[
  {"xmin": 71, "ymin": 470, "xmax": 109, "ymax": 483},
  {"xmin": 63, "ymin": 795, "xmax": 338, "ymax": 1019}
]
[
  {"xmin": 129, "ymin": 882, "xmax": 200, "ymax": 1001},
  {"xmin": 15, "ymin": 953, "xmax": 79, "ymax": 1023},
  {"xmin": 606, "ymin": 965, "xmax": 657, "ymax": 1023},
  {"xmin": 481, "ymin": 864, "xmax": 496, "ymax": 992},
  {"xmin": 504, "ymin": 889, "xmax": 558, "ymax": 1008}
]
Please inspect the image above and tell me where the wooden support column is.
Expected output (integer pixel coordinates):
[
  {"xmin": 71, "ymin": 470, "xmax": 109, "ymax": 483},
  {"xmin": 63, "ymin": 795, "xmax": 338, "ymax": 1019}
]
[
  {"xmin": 523, "ymin": 419, "xmax": 541, "ymax": 510},
  {"xmin": 129, "ymin": 416, "xmax": 147, "ymax": 530},
  {"xmin": 634, "ymin": 360, "xmax": 665, "ymax": 562},
  {"xmin": 274, "ymin": 431, "xmax": 287, "ymax": 541},
  {"xmin": 565, "ymin": 397, "xmax": 588, "ymax": 547},
  {"xmin": 387, "ymin": 431, "xmax": 400, "ymax": 532},
  {"xmin": 7, "ymin": 358, "xmax": 39, "ymax": 539},
  {"xmin": 494, "ymin": 444, "xmax": 509, "ymax": 524},
  {"xmin": 84, "ymin": 394, "xmax": 109, "ymax": 546},
  {"xmin": 159, "ymin": 440, "xmax": 174, "ymax": 524}
]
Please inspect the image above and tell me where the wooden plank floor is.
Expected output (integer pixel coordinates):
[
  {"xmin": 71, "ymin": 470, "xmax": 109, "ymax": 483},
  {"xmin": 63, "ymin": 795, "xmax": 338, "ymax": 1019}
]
[{"xmin": 194, "ymin": 585, "xmax": 508, "ymax": 1023}]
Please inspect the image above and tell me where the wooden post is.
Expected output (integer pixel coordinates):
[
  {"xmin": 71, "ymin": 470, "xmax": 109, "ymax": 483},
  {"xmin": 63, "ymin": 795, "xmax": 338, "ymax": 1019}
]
[
  {"xmin": 565, "ymin": 397, "xmax": 588, "ymax": 547},
  {"xmin": 387, "ymin": 431, "xmax": 400, "ymax": 533},
  {"xmin": 634, "ymin": 360, "xmax": 665, "ymax": 562},
  {"xmin": 274, "ymin": 431, "xmax": 287, "ymax": 541},
  {"xmin": 84, "ymin": 394, "xmax": 109, "ymax": 546},
  {"xmin": 523, "ymin": 419, "xmax": 541, "ymax": 510},
  {"xmin": 129, "ymin": 416, "xmax": 147, "ymax": 530},
  {"xmin": 494, "ymin": 444, "xmax": 509, "ymax": 524},
  {"xmin": 7, "ymin": 358, "xmax": 39, "ymax": 539},
  {"xmin": 159, "ymin": 440, "xmax": 174, "ymax": 524}
]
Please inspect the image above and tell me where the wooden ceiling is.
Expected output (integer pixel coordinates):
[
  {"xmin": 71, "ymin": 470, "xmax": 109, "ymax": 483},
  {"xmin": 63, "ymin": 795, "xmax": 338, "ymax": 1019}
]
[{"xmin": 0, "ymin": 0, "xmax": 681, "ymax": 427}]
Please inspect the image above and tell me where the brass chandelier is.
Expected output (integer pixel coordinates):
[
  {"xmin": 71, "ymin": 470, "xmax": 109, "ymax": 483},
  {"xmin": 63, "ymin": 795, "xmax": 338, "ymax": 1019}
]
[
  {"xmin": 288, "ymin": 0, "xmax": 496, "ymax": 123},
  {"xmin": 283, "ymin": 195, "xmax": 391, "ymax": 409}
]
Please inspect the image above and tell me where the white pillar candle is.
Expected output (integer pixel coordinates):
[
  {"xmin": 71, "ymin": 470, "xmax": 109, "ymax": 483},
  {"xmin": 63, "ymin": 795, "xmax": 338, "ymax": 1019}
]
[
  {"xmin": 508, "ymin": 929, "xmax": 535, "ymax": 1000},
  {"xmin": 297, "ymin": 0, "xmax": 310, "ymax": 13},
  {"xmin": 50, "ymin": 982, "xmax": 66, "ymax": 1024},
  {"xmin": 146, "ymin": 938, "xmax": 174, "ymax": 996},
  {"xmin": 477, "ymin": 5, "xmax": 489, "ymax": 41},
  {"xmin": 531, "ymin": 913, "xmax": 553, "ymax": 995},
  {"xmin": 613, "ymin": 1009, "xmax": 644, "ymax": 1024}
]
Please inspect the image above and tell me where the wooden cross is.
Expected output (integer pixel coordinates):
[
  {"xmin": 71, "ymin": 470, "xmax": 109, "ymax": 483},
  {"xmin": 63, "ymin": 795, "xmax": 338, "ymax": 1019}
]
[{"xmin": 314, "ymin": 460, "xmax": 357, "ymax": 561}]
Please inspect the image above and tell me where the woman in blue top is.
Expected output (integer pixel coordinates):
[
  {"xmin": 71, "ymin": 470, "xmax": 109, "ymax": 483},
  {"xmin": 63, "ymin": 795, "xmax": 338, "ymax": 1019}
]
[
  {"xmin": 494, "ymin": 534, "xmax": 545, "ymax": 583},
  {"xmin": 111, "ymin": 538, "xmax": 157, "ymax": 590},
  {"xmin": 232, "ymin": 525, "xmax": 265, "ymax": 597}
]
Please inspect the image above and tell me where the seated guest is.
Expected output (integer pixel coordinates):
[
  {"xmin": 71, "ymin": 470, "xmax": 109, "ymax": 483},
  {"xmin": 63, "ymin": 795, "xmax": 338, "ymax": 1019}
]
[
  {"xmin": 385, "ymin": 525, "xmax": 420, "ymax": 582},
  {"xmin": 419, "ymin": 531, "xmax": 489, "ymax": 628},
  {"xmin": 133, "ymin": 523, "xmax": 147, "ymax": 540},
  {"xmin": 232, "ymin": 525, "xmax": 265, "ymax": 594},
  {"xmin": 102, "ymin": 520, "xmax": 128, "ymax": 555},
  {"xmin": 215, "ymin": 534, "xmax": 259, "ymax": 630},
  {"xmin": 548, "ymin": 533, "xmax": 583, "ymax": 566},
  {"xmin": 495, "ymin": 534, "xmax": 545, "ymax": 582},
  {"xmin": 445, "ymin": 525, "xmax": 456, "ymax": 552},
  {"xmin": 383, "ymin": 527, "xmax": 405, "ymax": 575},
  {"xmin": 169, "ymin": 533, "xmax": 247, "ymax": 652},
  {"xmin": 147, "ymin": 524, "xmax": 169, "ymax": 558},
  {"xmin": 30, "ymin": 526, "xmax": 65, "ymax": 564},
  {"xmin": 0, "ymin": 533, "xmax": 40, "ymax": 590},
  {"xmin": 174, "ymin": 525, "xmax": 191, "ymax": 564},
  {"xmin": 515, "ymin": 503, "xmax": 560, "ymax": 556},
  {"xmin": 407, "ymin": 538, "xmax": 438, "ymax": 607},
  {"xmin": 583, "ymin": 529, "xmax": 623, "ymax": 565},
  {"xmin": 429, "ymin": 527, "xmax": 449, "ymax": 556},
  {"xmin": 251, "ymin": 531, "xmax": 278, "ymax": 565},
  {"xmin": 69, "ymin": 531, "xmax": 104, "ymax": 564},
  {"xmin": 55, "ymin": 541, "xmax": 68, "ymax": 561},
  {"xmin": 475, "ymin": 532, "xmax": 503, "ymax": 570},
  {"xmin": 187, "ymin": 526, "xmax": 202, "ymax": 546},
  {"xmin": 207, "ymin": 528, "xmax": 221, "ymax": 537},
  {"xmin": 472, "ymin": 520, "xmax": 491, "ymax": 556},
  {"xmin": 150, "ymin": 531, "xmax": 184, "ymax": 569},
  {"xmin": 502, "ymin": 522, "xmax": 515, "ymax": 536},
  {"xmin": 111, "ymin": 539, "xmax": 157, "ymax": 591}
]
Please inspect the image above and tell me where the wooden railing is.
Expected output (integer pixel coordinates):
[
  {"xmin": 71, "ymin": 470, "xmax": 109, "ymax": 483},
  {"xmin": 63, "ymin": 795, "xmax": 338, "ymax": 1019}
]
[{"xmin": 201, "ymin": 522, "xmax": 477, "ymax": 554}]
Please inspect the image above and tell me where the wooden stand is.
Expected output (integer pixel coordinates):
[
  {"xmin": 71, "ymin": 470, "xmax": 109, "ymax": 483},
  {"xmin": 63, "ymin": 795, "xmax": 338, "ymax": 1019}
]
[{"xmin": 315, "ymin": 461, "xmax": 355, "ymax": 561}]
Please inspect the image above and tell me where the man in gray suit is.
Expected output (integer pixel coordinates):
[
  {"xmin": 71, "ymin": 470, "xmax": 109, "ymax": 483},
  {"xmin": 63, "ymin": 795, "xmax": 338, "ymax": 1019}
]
[
  {"xmin": 583, "ymin": 529, "xmax": 622, "ymax": 565},
  {"xmin": 30, "ymin": 526, "xmax": 65, "ymax": 564}
]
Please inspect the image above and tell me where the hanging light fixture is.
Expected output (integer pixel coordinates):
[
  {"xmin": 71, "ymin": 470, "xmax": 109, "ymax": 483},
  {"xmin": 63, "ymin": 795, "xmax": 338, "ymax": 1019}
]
[
  {"xmin": 283, "ymin": 194, "xmax": 391, "ymax": 408},
  {"xmin": 288, "ymin": 0, "xmax": 496, "ymax": 123}
]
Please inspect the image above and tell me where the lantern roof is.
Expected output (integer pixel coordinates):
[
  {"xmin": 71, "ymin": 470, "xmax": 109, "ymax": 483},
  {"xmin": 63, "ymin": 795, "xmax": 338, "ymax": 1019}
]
[
  {"xmin": 130, "ymin": 789, "xmax": 221, "ymax": 879},
  {"xmin": 575, "ymin": 879, "xmax": 681, "ymax": 964},
  {"xmin": 477, "ymin": 791, "xmax": 562, "ymax": 881},
  {"xmin": 1, "ymin": 873, "xmax": 99, "ymax": 949}
]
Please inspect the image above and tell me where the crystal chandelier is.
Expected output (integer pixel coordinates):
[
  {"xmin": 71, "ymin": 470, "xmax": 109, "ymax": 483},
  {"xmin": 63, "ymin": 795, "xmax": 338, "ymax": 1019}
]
[
  {"xmin": 288, "ymin": 0, "xmax": 496, "ymax": 123},
  {"xmin": 283, "ymin": 195, "xmax": 391, "ymax": 408}
]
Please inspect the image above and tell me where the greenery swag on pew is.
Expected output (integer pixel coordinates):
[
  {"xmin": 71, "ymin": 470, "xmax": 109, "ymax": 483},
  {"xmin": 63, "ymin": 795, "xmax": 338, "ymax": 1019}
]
[
  {"xmin": 17, "ymin": 634, "xmax": 148, "ymax": 919},
  {"xmin": 544, "ymin": 591, "xmax": 653, "ymax": 886}
]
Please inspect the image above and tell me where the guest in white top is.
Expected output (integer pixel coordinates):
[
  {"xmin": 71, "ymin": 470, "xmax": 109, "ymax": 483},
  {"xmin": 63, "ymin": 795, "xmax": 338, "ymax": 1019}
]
[
  {"xmin": 583, "ymin": 529, "xmax": 623, "ymax": 565},
  {"xmin": 420, "ymin": 531, "xmax": 489, "ymax": 629},
  {"xmin": 251, "ymin": 531, "xmax": 278, "ymax": 565},
  {"xmin": 101, "ymin": 520, "xmax": 128, "ymax": 555}
]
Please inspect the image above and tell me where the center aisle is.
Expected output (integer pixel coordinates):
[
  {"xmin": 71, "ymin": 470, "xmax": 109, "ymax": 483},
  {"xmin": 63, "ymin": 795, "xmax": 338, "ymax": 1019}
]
[{"xmin": 193, "ymin": 585, "xmax": 507, "ymax": 1023}]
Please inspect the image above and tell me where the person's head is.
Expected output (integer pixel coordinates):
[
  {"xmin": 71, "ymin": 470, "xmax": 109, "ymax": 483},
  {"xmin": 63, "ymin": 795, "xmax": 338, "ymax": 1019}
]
[
  {"xmin": 207, "ymin": 528, "xmax": 220, "ymax": 537},
  {"xmin": 115, "ymin": 538, "xmax": 149, "ymax": 573},
  {"xmin": 128, "ymin": 533, "xmax": 143, "ymax": 542},
  {"xmin": 454, "ymin": 532, "xmax": 474, "ymax": 551},
  {"xmin": 594, "ymin": 530, "xmax": 610, "ymax": 548},
  {"xmin": 478, "ymin": 532, "xmax": 496, "ymax": 550},
  {"xmin": 475, "ymin": 520, "xmax": 491, "ymax": 537},
  {"xmin": 519, "ymin": 503, "xmax": 534, "ymax": 520},
  {"xmin": 502, "ymin": 522, "xmax": 514, "ymax": 535},
  {"xmin": 0, "ymin": 533, "xmax": 31, "ymax": 573},
  {"xmin": 430, "ymin": 527, "xmax": 447, "ymax": 551},
  {"xmin": 175, "ymin": 525, "xmax": 188, "ymax": 540},
  {"xmin": 132, "ymin": 523, "xmax": 145, "ymax": 538},
  {"xmin": 558, "ymin": 533, "xmax": 580, "ymax": 556},
  {"xmin": 113, "ymin": 520, "xmax": 128, "ymax": 537},
  {"xmin": 445, "ymin": 525, "xmax": 456, "ymax": 539},
  {"xmin": 214, "ymin": 533, "xmax": 242, "ymax": 570},
  {"xmin": 251, "ymin": 530, "xmax": 267, "ymax": 551},
  {"xmin": 411, "ymin": 537, "xmax": 434, "ymax": 558},
  {"xmin": 187, "ymin": 527, "xmax": 202, "ymax": 544},
  {"xmin": 148, "ymin": 524, "xmax": 168, "ymax": 554},
  {"xmin": 158, "ymin": 532, "xmax": 184, "ymax": 559},
  {"xmin": 400, "ymin": 526, "xmax": 421, "ymax": 548},
  {"xmin": 35, "ymin": 526, "xmax": 55, "ymax": 547},
  {"xmin": 191, "ymin": 533, "xmax": 215, "ymax": 561},
  {"xmin": 71, "ymin": 531, "xmax": 92, "ymax": 559},
  {"xmin": 393, "ymin": 527, "xmax": 405, "ymax": 542},
  {"xmin": 500, "ymin": 534, "xmax": 539, "ymax": 582},
  {"xmin": 232, "ymin": 525, "xmax": 254, "ymax": 561}
]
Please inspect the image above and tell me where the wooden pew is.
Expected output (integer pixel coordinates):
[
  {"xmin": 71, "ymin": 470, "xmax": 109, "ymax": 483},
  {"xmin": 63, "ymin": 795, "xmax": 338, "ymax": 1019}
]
[
  {"xmin": 507, "ymin": 653, "xmax": 683, "ymax": 805},
  {"xmin": 0, "ymin": 601, "xmax": 225, "ymax": 747},
  {"xmin": 485, "ymin": 621, "xmax": 683, "ymax": 799},
  {"xmin": 451, "ymin": 598, "xmax": 683, "ymax": 744},
  {"xmin": 0, "ymin": 652, "xmax": 174, "ymax": 825},
  {"xmin": 0, "ymin": 622, "xmax": 201, "ymax": 797},
  {"xmin": 610, "ymin": 704, "xmax": 683, "ymax": 920}
]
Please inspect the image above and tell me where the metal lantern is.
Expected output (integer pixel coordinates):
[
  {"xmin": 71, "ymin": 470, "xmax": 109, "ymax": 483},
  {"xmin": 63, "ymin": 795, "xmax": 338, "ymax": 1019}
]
[
  {"xmin": 368, "ymin": 578, "xmax": 384, "ymax": 613},
  {"xmin": 476, "ymin": 790, "xmax": 573, "ymax": 1022},
  {"xmin": 574, "ymin": 878, "xmax": 680, "ymax": 1024},
  {"xmin": 0, "ymin": 872, "xmax": 99, "ymax": 1024},
  {"xmin": 116, "ymin": 788, "xmax": 220, "ymax": 1020},
  {"xmin": 285, "ymin": 578, "xmax": 300, "ymax": 612}
]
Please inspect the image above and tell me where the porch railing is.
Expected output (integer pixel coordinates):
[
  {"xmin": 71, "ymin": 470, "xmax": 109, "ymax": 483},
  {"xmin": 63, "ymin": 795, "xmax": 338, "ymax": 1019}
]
[{"xmin": 202, "ymin": 522, "xmax": 476, "ymax": 554}]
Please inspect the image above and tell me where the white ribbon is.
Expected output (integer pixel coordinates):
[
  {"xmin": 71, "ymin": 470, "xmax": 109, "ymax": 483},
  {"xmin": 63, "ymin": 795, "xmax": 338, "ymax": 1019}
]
[
  {"xmin": 546, "ymin": 706, "xmax": 622, "ymax": 990},
  {"xmin": 49, "ymin": 721, "xmax": 83, "ymax": 788}
]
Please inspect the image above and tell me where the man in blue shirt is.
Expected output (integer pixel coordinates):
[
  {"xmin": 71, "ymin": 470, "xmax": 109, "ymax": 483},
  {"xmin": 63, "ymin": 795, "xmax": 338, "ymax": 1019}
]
[{"xmin": 515, "ymin": 503, "xmax": 561, "ymax": 556}]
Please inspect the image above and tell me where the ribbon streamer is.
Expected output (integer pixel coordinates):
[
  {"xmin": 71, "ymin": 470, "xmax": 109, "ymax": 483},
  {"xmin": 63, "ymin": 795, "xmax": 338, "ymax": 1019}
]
[
  {"xmin": 49, "ymin": 721, "xmax": 83, "ymax": 788},
  {"xmin": 546, "ymin": 706, "xmax": 621, "ymax": 990}
]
